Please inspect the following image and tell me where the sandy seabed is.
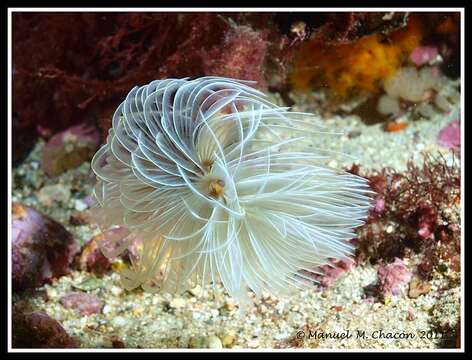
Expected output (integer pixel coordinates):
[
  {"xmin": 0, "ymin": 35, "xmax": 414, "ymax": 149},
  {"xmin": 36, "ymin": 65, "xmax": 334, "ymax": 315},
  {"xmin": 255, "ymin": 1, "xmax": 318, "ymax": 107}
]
[{"xmin": 12, "ymin": 95, "xmax": 461, "ymax": 349}]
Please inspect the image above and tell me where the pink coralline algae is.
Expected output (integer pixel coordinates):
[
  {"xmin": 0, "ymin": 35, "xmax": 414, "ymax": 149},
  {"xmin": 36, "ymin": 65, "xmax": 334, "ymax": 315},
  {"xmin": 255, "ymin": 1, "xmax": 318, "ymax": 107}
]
[
  {"xmin": 437, "ymin": 119, "xmax": 460, "ymax": 152},
  {"xmin": 416, "ymin": 202, "xmax": 438, "ymax": 240},
  {"xmin": 373, "ymin": 197, "xmax": 386, "ymax": 214},
  {"xmin": 60, "ymin": 292, "xmax": 103, "ymax": 315},
  {"xmin": 377, "ymin": 258, "xmax": 411, "ymax": 298},
  {"xmin": 41, "ymin": 124, "xmax": 100, "ymax": 177},
  {"xmin": 13, "ymin": 304, "xmax": 78, "ymax": 348},
  {"xmin": 410, "ymin": 46, "xmax": 439, "ymax": 67},
  {"xmin": 314, "ymin": 258, "xmax": 356, "ymax": 288},
  {"xmin": 12, "ymin": 203, "xmax": 78, "ymax": 291}
]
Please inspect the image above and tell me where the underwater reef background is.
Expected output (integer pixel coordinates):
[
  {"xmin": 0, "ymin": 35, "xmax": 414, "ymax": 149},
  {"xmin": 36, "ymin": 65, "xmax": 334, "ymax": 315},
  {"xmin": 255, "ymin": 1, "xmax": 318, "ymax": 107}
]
[
  {"xmin": 13, "ymin": 12, "xmax": 460, "ymax": 163},
  {"xmin": 11, "ymin": 12, "xmax": 461, "ymax": 349}
]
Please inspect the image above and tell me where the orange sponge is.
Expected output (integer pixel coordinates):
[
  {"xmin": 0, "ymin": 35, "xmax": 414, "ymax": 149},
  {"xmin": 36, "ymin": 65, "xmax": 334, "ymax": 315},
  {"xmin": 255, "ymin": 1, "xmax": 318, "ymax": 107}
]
[{"xmin": 290, "ymin": 16, "xmax": 423, "ymax": 99}]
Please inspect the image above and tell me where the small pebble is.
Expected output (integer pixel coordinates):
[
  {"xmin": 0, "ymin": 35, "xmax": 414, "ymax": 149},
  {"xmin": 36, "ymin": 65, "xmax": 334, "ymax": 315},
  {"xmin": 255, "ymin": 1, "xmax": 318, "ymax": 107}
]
[
  {"xmin": 206, "ymin": 335, "xmax": 223, "ymax": 349},
  {"xmin": 188, "ymin": 285, "xmax": 202, "ymax": 297},
  {"xmin": 409, "ymin": 275, "xmax": 432, "ymax": 299},
  {"xmin": 37, "ymin": 184, "xmax": 71, "ymax": 206},
  {"xmin": 111, "ymin": 316, "xmax": 128, "ymax": 328},
  {"xmin": 222, "ymin": 333, "xmax": 236, "ymax": 347},
  {"xmin": 170, "ymin": 297, "xmax": 186, "ymax": 309},
  {"xmin": 110, "ymin": 286, "xmax": 123, "ymax": 297},
  {"xmin": 188, "ymin": 336, "xmax": 206, "ymax": 348},
  {"xmin": 74, "ymin": 199, "xmax": 88, "ymax": 211},
  {"xmin": 73, "ymin": 277, "xmax": 102, "ymax": 291},
  {"xmin": 60, "ymin": 292, "xmax": 103, "ymax": 315},
  {"xmin": 224, "ymin": 299, "xmax": 237, "ymax": 312},
  {"xmin": 247, "ymin": 339, "xmax": 260, "ymax": 348},
  {"xmin": 69, "ymin": 210, "xmax": 92, "ymax": 226}
]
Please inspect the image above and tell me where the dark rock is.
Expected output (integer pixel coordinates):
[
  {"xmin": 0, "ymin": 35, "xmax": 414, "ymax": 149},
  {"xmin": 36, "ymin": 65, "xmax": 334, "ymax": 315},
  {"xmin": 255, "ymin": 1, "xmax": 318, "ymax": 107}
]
[
  {"xmin": 111, "ymin": 338, "xmax": 126, "ymax": 348},
  {"xmin": 12, "ymin": 303, "xmax": 78, "ymax": 348}
]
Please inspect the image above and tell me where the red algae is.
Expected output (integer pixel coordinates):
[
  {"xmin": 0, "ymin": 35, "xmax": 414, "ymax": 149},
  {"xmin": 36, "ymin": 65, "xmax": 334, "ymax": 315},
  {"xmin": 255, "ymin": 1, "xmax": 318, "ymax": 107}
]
[
  {"xmin": 203, "ymin": 25, "xmax": 269, "ymax": 89},
  {"xmin": 12, "ymin": 302, "xmax": 78, "ymax": 348},
  {"xmin": 352, "ymin": 154, "xmax": 460, "ymax": 280},
  {"xmin": 12, "ymin": 13, "xmax": 290, "ymax": 143}
]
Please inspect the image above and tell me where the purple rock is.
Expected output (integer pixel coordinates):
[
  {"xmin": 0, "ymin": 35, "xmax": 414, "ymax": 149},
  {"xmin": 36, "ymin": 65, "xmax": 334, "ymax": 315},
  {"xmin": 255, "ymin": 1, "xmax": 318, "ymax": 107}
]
[
  {"xmin": 437, "ymin": 119, "xmax": 460, "ymax": 152},
  {"xmin": 41, "ymin": 124, "xmax": 100, "ymax": 177},
  {"xmin": 60, "ymin": 292, "xmax": 103, "ymax": 315},
  {"xmin": 83, "ymin": 195, "xmax": 94, "ymax": 207},
  {"xmin": 12, "ymin": 203, "xmax": 78, "ymax": 291}
]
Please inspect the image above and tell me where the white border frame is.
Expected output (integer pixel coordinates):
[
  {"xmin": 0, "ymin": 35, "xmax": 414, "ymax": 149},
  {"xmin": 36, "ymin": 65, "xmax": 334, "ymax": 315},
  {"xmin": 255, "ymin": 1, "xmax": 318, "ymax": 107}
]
[{"xmin": 7, "ymin": 7, "xmax": 465, "ymax": 353}]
